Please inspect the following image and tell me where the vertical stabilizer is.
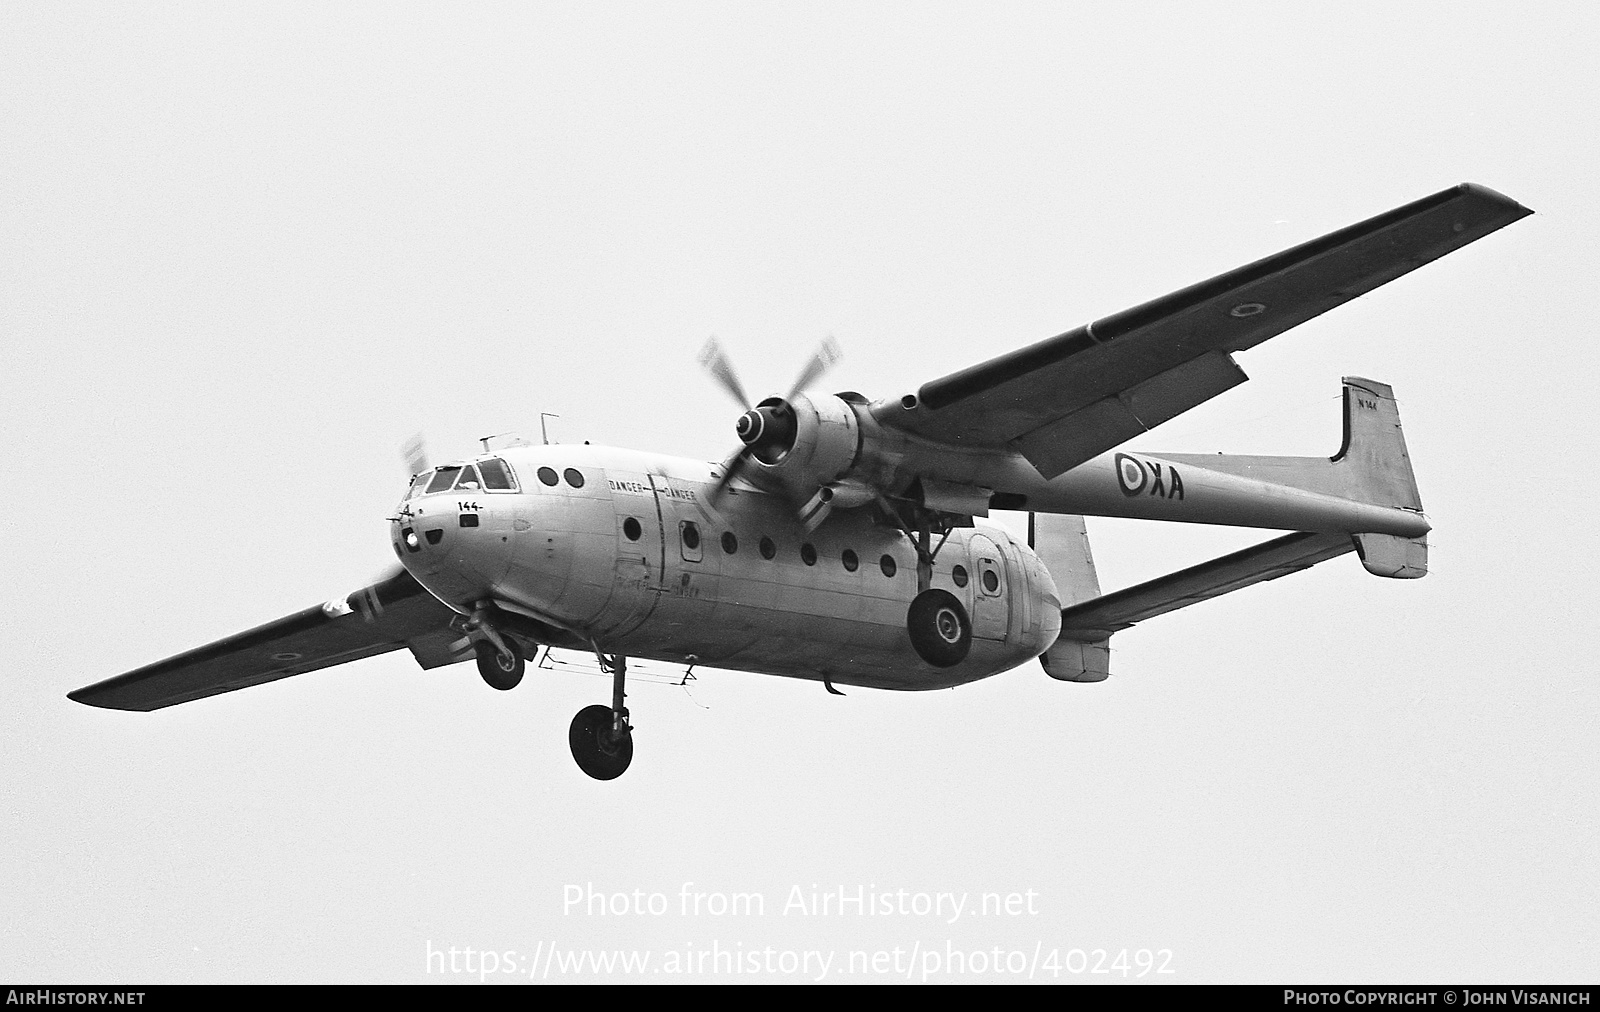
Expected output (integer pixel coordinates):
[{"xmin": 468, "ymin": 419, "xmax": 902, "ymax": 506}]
[
  {"xmin": 1337, "ymin": 378, "xmax": 1427, "ymax": 578},
  {"xmin": 1031, "ymin": 513, "xmax": 1111, "ymax": 682},
  {"xmin": 1334, "ymin": 377, "xmax": 1423, "ymax": 511}
]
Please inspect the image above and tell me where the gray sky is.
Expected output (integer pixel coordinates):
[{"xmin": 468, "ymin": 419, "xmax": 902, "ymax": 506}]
[{"xmin": 3, "ymin": 2, "xmax": 1595, "ymax": 983}]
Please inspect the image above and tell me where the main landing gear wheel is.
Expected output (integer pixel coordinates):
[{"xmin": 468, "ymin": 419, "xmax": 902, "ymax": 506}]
[
  {"xmin": 475, "ymin": 640, "xmax": 524, "ymax": 690},
  {"xmin": 569, "ymin": 704, "xmax": 633, "ymax": 780},
  {"xmin": 907, "ymin": 589, "xmax": 972, "ymax": 668}
]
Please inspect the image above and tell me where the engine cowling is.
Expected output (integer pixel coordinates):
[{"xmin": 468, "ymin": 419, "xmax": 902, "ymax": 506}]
[{"xmin": 737, "ymin": 392, "xmax": 864, "ymax": 501}]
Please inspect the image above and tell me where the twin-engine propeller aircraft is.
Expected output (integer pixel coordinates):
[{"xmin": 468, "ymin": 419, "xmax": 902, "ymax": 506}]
[{"xmin": 71, "ymin": 183, "xmax": 1531, "ymax": 779}]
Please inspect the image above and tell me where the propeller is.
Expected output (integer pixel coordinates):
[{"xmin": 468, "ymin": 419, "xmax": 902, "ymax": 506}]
[
  {"xmin": 699, "ymin": 336, "xmax": 842, "ymax": 507},
  {"xmin": 401, "ymin": 433, "xmax": 430, "ymax": 477},
  {"xmin": 698, "ymin": 337, "xmax": 752, "ymax": 412}
]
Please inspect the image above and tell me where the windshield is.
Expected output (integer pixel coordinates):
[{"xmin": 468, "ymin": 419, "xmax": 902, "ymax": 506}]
[
  {"xmin": 412, "ymin": 458, "xmax": 520, "ymax": 496},
  {"xmin": 424, "ymin": 466, "xmax": 461, "ymax": 494}
]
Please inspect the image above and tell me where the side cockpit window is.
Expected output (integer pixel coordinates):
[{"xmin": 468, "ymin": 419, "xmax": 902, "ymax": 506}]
[{"xmin": 478, "ymin": 458, "xmax": 516, "ymax": 490}]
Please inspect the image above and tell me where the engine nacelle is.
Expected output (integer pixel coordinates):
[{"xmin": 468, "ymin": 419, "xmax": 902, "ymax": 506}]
[{"xmin": 740, "ymin": 392, "xmax": 861, "ymax": 499}]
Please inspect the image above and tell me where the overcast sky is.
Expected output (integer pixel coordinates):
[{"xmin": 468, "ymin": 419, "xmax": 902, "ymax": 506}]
[{"xmin": 3, "ymin": 2, "xmax": 1595, "ymax": 983}]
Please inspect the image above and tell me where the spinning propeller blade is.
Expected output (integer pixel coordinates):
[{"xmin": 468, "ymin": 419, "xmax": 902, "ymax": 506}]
[
  {"xmin": 400, "ymin": 433, "xmax": 430, "ymax": 477},
  {"xmin": 785, "ymin": 336, "xmax": 842, "ymax": 399},
  {"xmin": 698, "ymin": 337, "xmax": 752, "ymax": 410}
]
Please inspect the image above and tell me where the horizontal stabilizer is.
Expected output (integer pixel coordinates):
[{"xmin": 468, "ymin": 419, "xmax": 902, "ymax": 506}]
[{"xmin": 1058, "ymin": 531, "xmax": 1355, "ymax": 642}]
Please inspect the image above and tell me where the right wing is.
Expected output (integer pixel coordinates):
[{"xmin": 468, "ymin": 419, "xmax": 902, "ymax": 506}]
[
  {"xmin": 69, "ymin": 568, "xmax": 465, "ymax": 711},
  {"xmin": 876, "ymin": 183, "xmax": 1531, "ymax": 479}
]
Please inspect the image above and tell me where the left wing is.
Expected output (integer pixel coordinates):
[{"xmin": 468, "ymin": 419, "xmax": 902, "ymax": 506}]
[
  {"xmin": 1056, "ymin": 531, "xmax": 1355, "ymax": 642},
  {"xmin": 875, "ymin": 183, "xmax": 1531, "ymax": 478},
  {"xmin": 69, "ymin": 569, "xmax": 464, "ymax": 711}
]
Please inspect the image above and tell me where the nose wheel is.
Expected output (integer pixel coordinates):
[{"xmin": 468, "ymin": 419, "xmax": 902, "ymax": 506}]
[
  {"xmin": 570, "ymin": 652, "xmax": 634, "ymax": 780},
  {"xmin": 474, "ymin": 640, "xmax": 524, "ymax": 690}
]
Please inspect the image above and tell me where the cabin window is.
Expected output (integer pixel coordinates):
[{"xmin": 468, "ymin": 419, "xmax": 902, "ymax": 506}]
[
  {"xmin": 880, "ymin": 555, "xmax": 896, "ymax": 578},
  {"xmin": 537, "ymin": 466, "xmax": 559, "ymax": 486},
  {"xmin": 982, "ymin": 568, "xmax": 1000, "ymax": 594},
  {"xmin": 563, "ymin": 468, "xmax": 586, "ymax": 488},
  {"xmin": 841, "ymin": 549, "xmax": 858, "ymax": 572},
  {"xmin": 721, "ymin": 532, "xmax": 738, "ymax": 554},
  {"xmin": 759, "ymin": 536, "xmax": 777, "ymax": 560},
  {"xmin": 623, "ymin": 518, "xmax": 642, "ymax": 541},
  {"xmin": 951, "ymin": 565, "xmax": 969, "ymax": 588},
  {"xmin": 680, "ymin": 520, "xmax": 703, "ymax": 562},
  {"xmin": 800, "ymin": 543, "xmax": 817, "ymax": 566}
]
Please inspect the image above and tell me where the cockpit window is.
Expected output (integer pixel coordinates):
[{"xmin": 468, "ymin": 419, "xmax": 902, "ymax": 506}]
[
  {"xmin": 425, "ymin": 466, "xmax": 461, "ymax": 494},
  {"xmin": 478, "ymin": 458, "xmax": 515, "ymax": 490},
  {"xmin": 454, "ymin": 464, "xmax": 483, "ymax": 491},
  {"xmin": 413, "ymin": 459, "xmax": 519, "ymax": 495}
]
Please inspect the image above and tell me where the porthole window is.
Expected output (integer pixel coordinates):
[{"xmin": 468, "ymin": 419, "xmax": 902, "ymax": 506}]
[
  {"xmin": 721, "ymin": 532, "xmax": 738, "ymax": 554},
  {"xmin": 842, "ymin": 549, "xmax": 859, "ymax": 572},
  {"xmin": 759, "ymin": 536, "xmax": 777, "ymax": 560},
  {"xmin": 880, "ymin": 554, "xmax": 897, "ymax": 578},
  {"xmin": 563, "ymin": 468, "xmax": 585, "ymax": 488},
  {"xmin": 800, "ymin": 543, "xmax": 817, "ymax": 566},
  {"xmin": 682, "ymin": 521, "xmax": 700, "ymax": 550},
  {"xmin": 623, "ymin": 517, "xmax": 642, "ymax": 541},
  {"xmin": 537, "ymin": 466, "xmax": 559, "ymax": 487},
  {"xmin": 952, "ymin": 565, "xmax": 969, "ymax": 588},
  {"xmin": 982, "ymin": 569, "xmax": 999, "ymax": 593}
]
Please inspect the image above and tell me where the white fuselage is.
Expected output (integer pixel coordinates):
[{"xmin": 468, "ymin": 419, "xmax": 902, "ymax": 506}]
[{"xmin": 393, "ymin": 445, "xmax": 1063, "ymax": 691}]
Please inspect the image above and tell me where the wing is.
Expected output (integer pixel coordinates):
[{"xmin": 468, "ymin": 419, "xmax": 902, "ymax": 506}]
[
  {"xmin": 69, "ymin": 568, "xmax": 464, "ymax": 711},
  {"xmin": 876, "ymin": 183, "xmax": 1531, "ymax": 478},
  {"xmin": 1056, "ymin": 531, "xmax": 1355, "ymax": 641}
]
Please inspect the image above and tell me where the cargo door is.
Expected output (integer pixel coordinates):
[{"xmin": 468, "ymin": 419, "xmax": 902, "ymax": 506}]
[
  {"xmin": 596, "ymin": 469, "xmax": 666, "ymax": 638},
  {"xmin": 967, "ymin": 532, "xmax": 1010, "ymax": 641}
]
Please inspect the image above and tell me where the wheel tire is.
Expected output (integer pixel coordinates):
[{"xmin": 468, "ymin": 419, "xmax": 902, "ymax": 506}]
[
  {"xmin": 569, "ymin": 704, "xmax": 634, "ymax": 780},
  {"xmin": 907, "ymin": 589, "xmax": 972, "ymax": 668},
  {"xmin": 475, "ymin": 640, "xmax": 524, "ymax": 690}
]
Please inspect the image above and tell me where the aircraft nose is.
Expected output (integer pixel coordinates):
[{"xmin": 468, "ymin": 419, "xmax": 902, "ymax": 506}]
[{"xmin": 392, "ymin": 502, "xmax": 514, "ymax": 608}]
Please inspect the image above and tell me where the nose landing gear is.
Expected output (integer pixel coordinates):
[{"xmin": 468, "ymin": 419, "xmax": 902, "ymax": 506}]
[
  {"xmin": 570, "ymin": 652, "xmax": 634, "ymax": 780},
  {"xmin": 465, "ymin": 605, "xmax": 524, "ymax": 690},
  {"xmin": 474, "ymin": 640, "xmax": 524, "ymax": 690}
]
